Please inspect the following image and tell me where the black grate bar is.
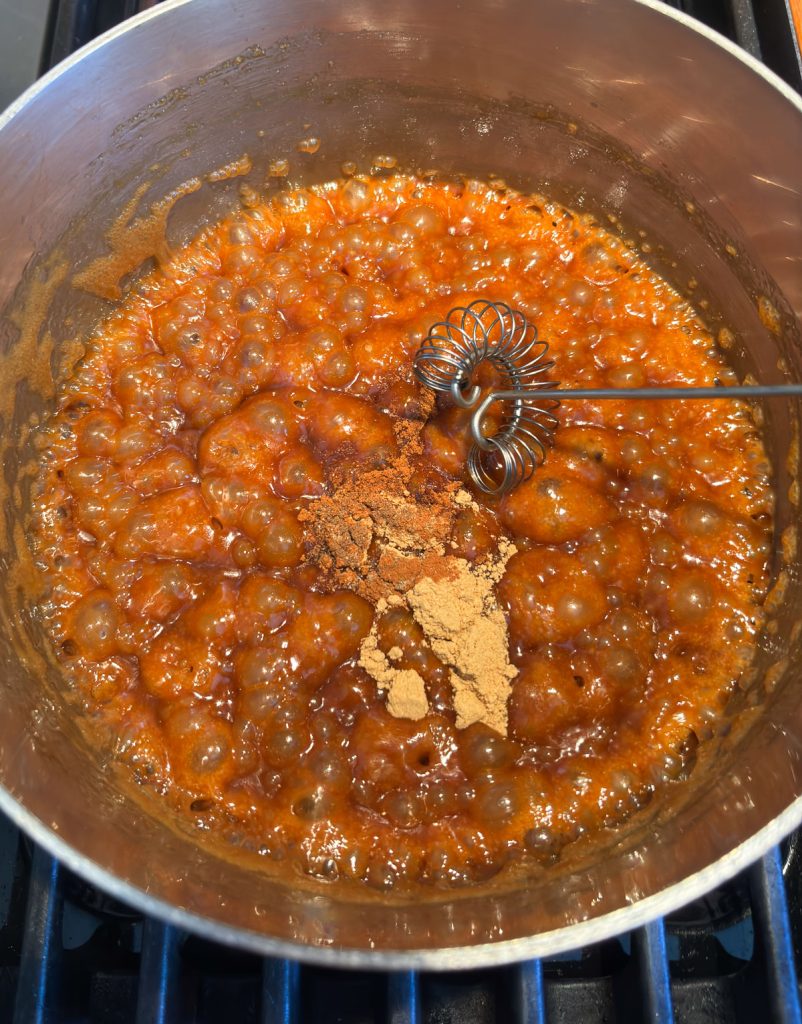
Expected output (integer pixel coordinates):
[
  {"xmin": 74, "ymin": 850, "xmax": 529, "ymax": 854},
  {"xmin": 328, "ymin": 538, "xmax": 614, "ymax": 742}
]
[
  {"xmin": 135, "ymin": 919, "xmax": 182, "ymax": 1024},
  {"xmin": 261, "ymin": 957, "xmax": 300, "ymax": 1024},
  {"xmin": 728, "ymin": 0, "xmax": 765, "ymax": 56},
  {"xmin": 40, "ymin": 0, "xmax": 99, "ymax": 73},
  {"xmin": 387, "ymin": 970, "xmax": 421, "ymax": 1024},
  {"xmin": 633, "ymin": 920, "xmax": 675, "ymax": 1023},
  {"xmin": 12, "ymin": 847, "xmax": 63, "ymax": 1024},
  {"xmin": 751, "ymin": 0, "xmax": 802, "ymax": 87},
  {"xmin": 512, "ymin": 959, "xmax": 546, "ymax": 1024},
  {"xmin": 750, "ymin": 847, "xmax": 802, "ymax": 1024}
]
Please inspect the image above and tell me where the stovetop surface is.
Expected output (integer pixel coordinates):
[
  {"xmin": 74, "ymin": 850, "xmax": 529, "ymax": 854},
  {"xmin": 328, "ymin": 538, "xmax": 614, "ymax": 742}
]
[{"xmin": 1, "ymin": 0, "xmax": 801, "ymax": 1021}]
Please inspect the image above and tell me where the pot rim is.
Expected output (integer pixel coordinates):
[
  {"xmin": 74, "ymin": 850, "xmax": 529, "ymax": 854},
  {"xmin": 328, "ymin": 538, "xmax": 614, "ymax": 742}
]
[
  {"xmin": 2, "ymin": 0, "xmax": 801, "ymax": 969},
  {"xmin": 2, "ymin": 777, "xmax": 801, "ymax": 968}
]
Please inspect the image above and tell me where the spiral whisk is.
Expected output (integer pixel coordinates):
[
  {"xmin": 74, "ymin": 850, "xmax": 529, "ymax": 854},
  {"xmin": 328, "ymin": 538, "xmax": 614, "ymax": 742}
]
[
  {"xmin": 414, "ymin": 300, "xmax": 560, "ymax": 494},
  {"xmin": 413, "ymin": 298, "xmax": 802, "ymax": 496}
]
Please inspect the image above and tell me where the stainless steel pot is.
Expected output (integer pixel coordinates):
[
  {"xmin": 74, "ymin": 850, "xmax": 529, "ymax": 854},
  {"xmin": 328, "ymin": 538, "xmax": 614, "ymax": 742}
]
[{"xmin": 0, "ymin": 0, "xmax": 800, "ymax": 968}]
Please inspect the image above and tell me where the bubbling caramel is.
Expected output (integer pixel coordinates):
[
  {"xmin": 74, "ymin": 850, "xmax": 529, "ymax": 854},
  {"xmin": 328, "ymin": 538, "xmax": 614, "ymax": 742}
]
[{"xmin": 31, "ymin": 173, "xmax": 773, "ymax": 889}]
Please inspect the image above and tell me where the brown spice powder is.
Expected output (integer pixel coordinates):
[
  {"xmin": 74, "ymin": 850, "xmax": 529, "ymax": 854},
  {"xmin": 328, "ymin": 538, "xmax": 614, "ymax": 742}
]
[
  {"xmin": 299, "ymin": 418, "xmax": 461, "ymax": 601},
  {"xmin": 406, "ymin": 550, "xmax": 517, "ymax": 734},
  {"xmin": 357, "ymin": 544, "xmax": 518, "ymax": 736},
  {"xmin": 358, "ymin": 626, "xmax": 430, "ymax": 721},
  {"xmin": 304, "ymin": 416, "xmax": 518, "ymax": 735}
]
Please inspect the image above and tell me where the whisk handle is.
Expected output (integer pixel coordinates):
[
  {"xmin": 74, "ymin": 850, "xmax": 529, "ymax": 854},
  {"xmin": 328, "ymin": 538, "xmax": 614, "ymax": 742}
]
[{"xmin": 491, "ymin": 384, "xmax": 802, "ymax": 401}]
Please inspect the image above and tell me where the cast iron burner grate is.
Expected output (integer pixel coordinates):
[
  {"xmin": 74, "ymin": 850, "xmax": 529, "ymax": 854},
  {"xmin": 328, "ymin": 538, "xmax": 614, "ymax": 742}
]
[{"xmin": 4, "ymin": 0, "xmax": 800, "ymax": 1019}]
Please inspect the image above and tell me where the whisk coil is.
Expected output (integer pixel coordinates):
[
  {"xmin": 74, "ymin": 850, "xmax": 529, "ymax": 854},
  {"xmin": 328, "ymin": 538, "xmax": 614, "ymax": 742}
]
[{"xmin": 413, "ymin": 300, "xmax": 560, "ymax": 495}]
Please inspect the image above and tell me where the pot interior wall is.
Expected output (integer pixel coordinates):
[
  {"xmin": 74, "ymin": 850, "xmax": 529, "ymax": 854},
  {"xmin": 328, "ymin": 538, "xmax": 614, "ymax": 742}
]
[{"xmin": 0, "ymin": 0, "xmax": 800, "ymax": 963}]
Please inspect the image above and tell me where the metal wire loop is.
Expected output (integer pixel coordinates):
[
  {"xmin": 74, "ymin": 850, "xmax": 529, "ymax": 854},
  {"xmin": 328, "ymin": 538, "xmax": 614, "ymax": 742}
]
[{"xmin": 413, "ymin": 299, "xmax": 560, "ymax": 495}]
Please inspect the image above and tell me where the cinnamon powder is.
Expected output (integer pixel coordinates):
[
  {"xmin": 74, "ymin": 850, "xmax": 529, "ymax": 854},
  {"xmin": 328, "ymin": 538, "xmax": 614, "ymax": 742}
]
[{"xmin": 299, "ymin": 419, "xmax": 461, "ymax": 602}]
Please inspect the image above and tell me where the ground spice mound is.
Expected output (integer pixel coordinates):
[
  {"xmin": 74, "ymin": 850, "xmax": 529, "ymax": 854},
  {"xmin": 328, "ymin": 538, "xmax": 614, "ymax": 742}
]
[
  {"xmin": 408, "ymin": 551, "xmax": 517, "ymax": 734},
  {"xmin": 299, "ymin": 418, "xmax": 461, "ymax": 602},
  {"xmin": 301, "ymin": 414, "xmax": 520, "ymax": 734},
  {"xmin": 359, "ymin": 629, "xmax": 430, "ymax": 721},
  {"xmin": 358, "ymin": 540, "xmax": 518, "ymax": 735},
  {"xmin": 299, "ymin": 412, "xmax": 519, "ymax": 733}
]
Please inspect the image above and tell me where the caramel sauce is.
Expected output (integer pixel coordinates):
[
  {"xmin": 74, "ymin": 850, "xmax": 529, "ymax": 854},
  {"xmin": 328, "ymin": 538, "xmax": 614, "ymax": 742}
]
[{"xmin": 31, "ymin": 174, "xmax": 773, "ymax": 889}]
